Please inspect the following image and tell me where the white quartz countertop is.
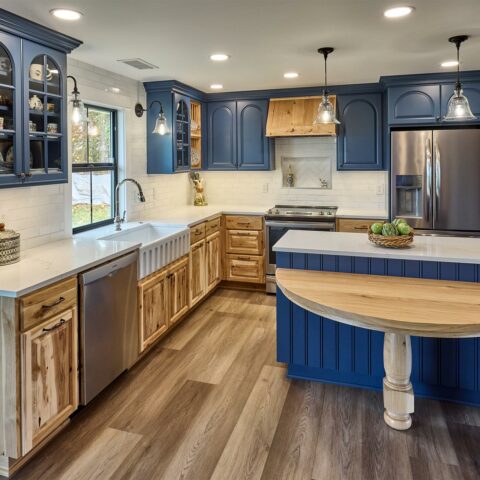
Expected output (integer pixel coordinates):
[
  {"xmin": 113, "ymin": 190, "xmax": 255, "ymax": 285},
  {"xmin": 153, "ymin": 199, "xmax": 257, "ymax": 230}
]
[
  {"xmin": 142, "ymin": 205, "xmax": 270, "ymax": 227},
  {"xmin": 0, "ymin": 238, "xmax": 140, "ymax": 298},
  {"xmin": 336, "ymin": 208, "xmax": 389, "ymax": 219},
  {"xmin": 273, "ymin": 230, "xmax": 480, "ymax": 265}
]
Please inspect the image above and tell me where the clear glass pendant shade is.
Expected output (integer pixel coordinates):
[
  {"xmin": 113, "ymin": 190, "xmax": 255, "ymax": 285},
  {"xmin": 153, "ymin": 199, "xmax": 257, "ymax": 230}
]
[
  {"xmin": 152, "ymin": 112, "xmax": 169, "ymax": 135},
  {"xmin": 314, "ymin": 94, "xmax": 340, "ymax": 125},
  {"xmin": 444, "ymin": 87, "xmax": 477, "ymax": 121},
  {"xmin": 71, "ymin": 97, "xmax": 88, "ymax": 124}
]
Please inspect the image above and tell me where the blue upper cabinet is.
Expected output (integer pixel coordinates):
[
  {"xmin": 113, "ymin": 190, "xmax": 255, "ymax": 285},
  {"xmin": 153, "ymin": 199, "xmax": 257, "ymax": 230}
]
[
  {"xmin": 22, "ymin": 41, "xmax": 68, "ymax": 185},
  {"xmin": 387, "ymin": 85, "xmax": 440, "ymax": 125},
  {"xmin": 237, "ymin": 100, "xmax": 272, "ymax": 170},
  {"xmin": 207, "ymin": 101, "xmax": 237, "ymax": 170},
  {"xmin": 173, "ymin": 93, "xmax": 191, "ymax": 172},
  {"xmin": 440, "ymin": 82, "xmax": 480, "ymax": 121},
  {"xmin": 336, "ymin": 93, "xmax": 383, "ymax": 170},
  {"xmin": 207, "ymin": 99, "xmax": 273, "ymax": 171},
  {"xmin": 0, "ymin": 12, "xmax": 80, "ymax": 188}
]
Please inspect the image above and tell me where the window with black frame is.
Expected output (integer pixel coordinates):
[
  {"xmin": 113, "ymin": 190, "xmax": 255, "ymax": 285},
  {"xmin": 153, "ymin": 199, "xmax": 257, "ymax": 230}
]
[{"xmin": 72, "ymin": 106, "xmax": 118, "ymax": 232}]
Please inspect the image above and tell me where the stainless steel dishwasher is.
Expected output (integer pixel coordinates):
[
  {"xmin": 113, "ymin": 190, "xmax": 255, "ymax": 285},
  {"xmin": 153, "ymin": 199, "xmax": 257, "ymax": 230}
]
[{"xmin": 79, "ymin": 251, "xmax": 138, "ymax": 405}]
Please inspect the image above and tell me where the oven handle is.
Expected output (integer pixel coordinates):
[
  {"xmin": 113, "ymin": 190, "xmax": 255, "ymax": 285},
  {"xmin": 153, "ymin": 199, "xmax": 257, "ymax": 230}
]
[{"xmin": 265, "ymin": 221, "xmax": 336, "ymax": 230}]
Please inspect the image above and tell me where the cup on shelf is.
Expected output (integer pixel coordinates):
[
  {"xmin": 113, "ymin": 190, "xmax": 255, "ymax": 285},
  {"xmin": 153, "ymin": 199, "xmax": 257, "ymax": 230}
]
[
  {"xmin": 47, "ymin": 123, "xmax": 58, "ymax": 134},
  {"xmin": 29, "ymin": 64, "xmax": 43, "ymax": 81},
  {"xmin": 28, "ymin": 121, "xmax": 37, "ymax": 133},
  {"xmin": 46, "ymin": 103, "xmax": 55, "ymax": 113}
]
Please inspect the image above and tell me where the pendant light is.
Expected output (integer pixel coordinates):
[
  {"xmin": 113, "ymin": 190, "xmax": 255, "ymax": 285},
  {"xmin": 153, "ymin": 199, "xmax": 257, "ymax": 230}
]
[
  {"xmin": 135, "ymin": 100, "xmax": 170, "ymax": 135},
  {"xmin": 443, "ymin": 35, "xmax": 476, "ymax": 121},
  {"xmin": 67, "ymin": 76, "xmax": 87, "ymax": 124},
  {"xmin": 314, "ymin": 47, "xmax": 340, "ymax": 125}
]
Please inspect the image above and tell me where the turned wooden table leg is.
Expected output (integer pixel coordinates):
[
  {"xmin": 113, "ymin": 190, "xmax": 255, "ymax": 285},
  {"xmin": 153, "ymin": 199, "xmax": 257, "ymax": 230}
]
[{"xmin": 383, "ymin": 332, "xmax": 414, "ymax": 430}]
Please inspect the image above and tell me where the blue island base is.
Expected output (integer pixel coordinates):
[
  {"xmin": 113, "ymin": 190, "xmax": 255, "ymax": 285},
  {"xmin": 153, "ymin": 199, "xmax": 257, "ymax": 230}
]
[{"xmin": 277, "ymin": 252, "xmax": 480, "ymax": 408}]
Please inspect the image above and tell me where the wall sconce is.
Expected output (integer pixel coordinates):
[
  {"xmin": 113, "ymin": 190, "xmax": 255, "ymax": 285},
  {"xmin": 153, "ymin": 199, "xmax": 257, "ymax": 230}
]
[
  {"xmin": 67, "ymin": 75, "xmax": 87, "ymax": 124},
  {"xmin": 135, "ymin": 100, "xmax": 169, "ymax": 135}
]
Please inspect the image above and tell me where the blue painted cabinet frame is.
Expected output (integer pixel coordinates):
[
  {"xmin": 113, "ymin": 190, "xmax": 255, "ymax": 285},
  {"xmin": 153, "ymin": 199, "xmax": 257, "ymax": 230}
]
[
  {"xmin": 277, "ymin": 252, "xmax": 480, "ymax": 407},
  {"xmin": 0, "ymin": 10, "xmax": 81, "ymax": 188},
  {"xmin": 0, "ymin": 31, "xmax": 22, "ymax": 187},
  {"xmin": 22, "ymin": 40, "xmax": 68, "ymax": 186},
  {"xmin": 207, "ymin": 99, "xmax": 273, "ymax": 171},
  {"xmin": 336, "ymin": 93, "xmax": 382, "ymax": 170}
]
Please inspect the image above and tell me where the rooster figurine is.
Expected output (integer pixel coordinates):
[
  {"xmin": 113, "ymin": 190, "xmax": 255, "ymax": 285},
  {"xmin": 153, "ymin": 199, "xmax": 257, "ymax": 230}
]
[{"xmin": 189, "ymin": 171, "xmax": 208, "ymax": 206}]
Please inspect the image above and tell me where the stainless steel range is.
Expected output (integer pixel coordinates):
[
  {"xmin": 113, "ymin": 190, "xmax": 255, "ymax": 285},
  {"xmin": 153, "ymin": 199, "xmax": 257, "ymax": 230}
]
[{"xmin": 265, "ymin": 205, "xmax": 337, "ymax": 293}]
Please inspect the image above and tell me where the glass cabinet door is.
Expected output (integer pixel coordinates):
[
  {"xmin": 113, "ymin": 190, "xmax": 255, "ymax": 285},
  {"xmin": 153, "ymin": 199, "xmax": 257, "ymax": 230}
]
[
  {"xmin": 0, "ymin": 32, "xmax": 22, "ymax": 185},
  {"xmin": 23, "ymin": 41, "xmax": 67, "ymax": 183},
  {"xmin": 174, "ymin": 95, "xmax": 190, "ymax": 171}
]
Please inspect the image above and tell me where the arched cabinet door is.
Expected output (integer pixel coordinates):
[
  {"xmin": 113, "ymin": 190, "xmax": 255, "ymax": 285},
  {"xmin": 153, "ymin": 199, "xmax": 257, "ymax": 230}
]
[
  {"xmin": 0, "ymin": 32, "xmax": 22, "ymax": 186},
  {"xmin": 22, "ymin": 40, "xmax": 67, "ymax": 184},
  {"xmin": 337, "ymin": 93, "xmax": 383, "ymax": 170},
  {"xmin": 237, "ymin": 100, "xmax": 271, "ymax": 170},
  {"xmin": 207, "ymin": 101, "xmax": 237, "ymax": 170},
  {"xmin": 387, "ymin": 85, "xmax": 440, "ymax": 125},
  {"xmin": 174, "ymin": 94, "xmax": 191, "ymax": 171}
]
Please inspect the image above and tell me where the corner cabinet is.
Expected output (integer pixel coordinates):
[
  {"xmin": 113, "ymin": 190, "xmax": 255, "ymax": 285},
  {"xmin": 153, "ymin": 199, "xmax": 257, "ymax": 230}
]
[
  {"xmin": 0, "ymin": 13, "xmax": 81, "ymax": 188},
  {"xmin": 336, "ymin": 93, "xmax": 383, "ymax": 170},
  {"xmin": 207, "ymin": 99, "xmax": 273, "ymax": 171},
  {"xmin": 144, "ymin": 82, "xmax": 206, "ymax": 173}
]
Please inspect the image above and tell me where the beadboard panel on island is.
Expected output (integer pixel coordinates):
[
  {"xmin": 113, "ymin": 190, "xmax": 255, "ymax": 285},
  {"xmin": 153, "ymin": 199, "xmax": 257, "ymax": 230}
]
[{"xmin": 276, "ymin": 251, "xmax": 480, "ymax": 406}]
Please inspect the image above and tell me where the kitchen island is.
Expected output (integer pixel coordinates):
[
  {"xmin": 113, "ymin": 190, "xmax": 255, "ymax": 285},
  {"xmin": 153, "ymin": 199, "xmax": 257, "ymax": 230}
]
[{"xmin": 274, "ymin": 231, "xmax": 480, "ymax": 413}]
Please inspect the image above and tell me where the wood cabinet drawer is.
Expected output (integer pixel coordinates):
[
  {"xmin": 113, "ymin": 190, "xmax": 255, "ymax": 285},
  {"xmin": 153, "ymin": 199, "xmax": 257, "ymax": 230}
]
[
  {"xmin": 190, "ymin": 222, "xmax": 206, "ymax": 245},
  {"xmin": 225, "ymin": 215, "xmax": 263, "ymax": 231},
  {"xmin": 225, "ymin": 254, "xmax": 265, "ymax": 284},
  {"xmin": 226, "ymin": 229, "xmax": 263, "ymax": 255},
  {"xmin": 336, "ymin": 218, "xmax": 378, "ymax": 233},
  {"xmin": 205, "ymin": 216, "xmax": 221, "ymax": 236},
  {"xmin": 19, "ymin": 277, "xmax": 77, "ymax": 331}
]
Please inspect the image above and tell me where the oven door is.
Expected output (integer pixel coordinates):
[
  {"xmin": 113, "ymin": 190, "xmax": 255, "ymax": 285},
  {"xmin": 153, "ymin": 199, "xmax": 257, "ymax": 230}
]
[{"xmin": 265, "ymin": 220, "xmax": 335, "ymax": 275}]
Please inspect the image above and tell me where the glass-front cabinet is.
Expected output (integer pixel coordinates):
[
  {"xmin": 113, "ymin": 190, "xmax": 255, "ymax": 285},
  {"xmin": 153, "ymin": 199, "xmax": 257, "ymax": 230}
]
[
  {"xmin": 0, "ymin": 11, "xmax": 79, "ymax": 188},
  {"xmin": 174, "ymin": 95, "xmax": 190, "ymax": 171},
  {"xmin": 23, "ymin": 41, "xmax": 67, "ymax": 185},
  {"xmin": 0, "ymin": 32, "xmax": 21, "ymax": 186}
]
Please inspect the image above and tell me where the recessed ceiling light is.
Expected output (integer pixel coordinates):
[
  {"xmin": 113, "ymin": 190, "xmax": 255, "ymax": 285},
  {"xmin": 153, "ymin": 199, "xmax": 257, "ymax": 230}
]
[
  {"xmin": 50, "ymin": 8, "xmax": 83, "ymax": 21},
  {"xmin": 210, "ymin": 53, "xmax": 230, "ymax": 62},
  {"xmin": 441, "ymin": 60, "xmax": 459, "ymax": 68},
  {"xmin": 384, "ymin": 6, "xmax": 414, "ymax": 18},
  {"xmin": 210, "ymin": 84, "xmax": 223, "ymax": 90},
  {"xmin": 284, "ymin": 72, "xmax": 299, "ymax": 79}
]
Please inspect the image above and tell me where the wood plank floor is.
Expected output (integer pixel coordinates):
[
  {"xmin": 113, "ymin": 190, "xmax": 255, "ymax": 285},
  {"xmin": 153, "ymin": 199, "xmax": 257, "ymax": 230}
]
[{"xmin": 10, "ymin": 289, "xmax": 480, "ymax": 480}]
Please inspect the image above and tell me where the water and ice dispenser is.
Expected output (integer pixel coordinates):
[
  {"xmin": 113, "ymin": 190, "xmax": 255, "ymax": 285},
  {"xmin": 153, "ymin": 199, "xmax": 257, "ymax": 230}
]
[{"xmin": 395, "ymin": 175, "xmax": 423, "ymax": 217}]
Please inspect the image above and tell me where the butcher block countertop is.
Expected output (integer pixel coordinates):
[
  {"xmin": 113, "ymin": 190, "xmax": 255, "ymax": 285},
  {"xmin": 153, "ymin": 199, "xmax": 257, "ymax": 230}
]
[{"xmin": 276, "ymin": 269, "xmax": 480, "ymax": 338}]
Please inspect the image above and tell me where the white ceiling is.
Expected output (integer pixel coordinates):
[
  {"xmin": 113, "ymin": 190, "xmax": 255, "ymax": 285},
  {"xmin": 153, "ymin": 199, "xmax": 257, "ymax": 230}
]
[{"xmin": 3, "ymin": 0, "xmax": 480, "ymax": 92}]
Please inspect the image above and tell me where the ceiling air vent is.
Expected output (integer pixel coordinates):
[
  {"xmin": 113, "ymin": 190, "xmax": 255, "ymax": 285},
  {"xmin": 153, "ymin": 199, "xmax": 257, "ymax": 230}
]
[{"xmin": 117, "ymin": 58, "xmax": 158, "ymax": 70}]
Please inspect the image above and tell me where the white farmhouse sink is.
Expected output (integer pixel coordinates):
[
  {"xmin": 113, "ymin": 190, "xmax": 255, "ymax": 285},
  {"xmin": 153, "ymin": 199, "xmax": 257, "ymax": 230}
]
[{"xmin": 100, "ymin": 223, "xmax": 190, "ymax": 279}]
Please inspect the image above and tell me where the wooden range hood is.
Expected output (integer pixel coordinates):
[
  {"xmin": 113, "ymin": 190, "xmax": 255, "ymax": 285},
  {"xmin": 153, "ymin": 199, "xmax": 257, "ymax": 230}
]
[{"xmin": 266, "ymin": 96, "xmax": 337, "ymax": 137}]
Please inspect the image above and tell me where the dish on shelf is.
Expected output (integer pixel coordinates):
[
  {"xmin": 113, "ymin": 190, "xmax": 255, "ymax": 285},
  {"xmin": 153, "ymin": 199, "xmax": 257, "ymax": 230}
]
[
  {"xmin": 29, "ymin": 94, "xmax": 43, "ymax": 111},
  {"xmin": 191, "ymin": 148, "xmax": 201, "ymax": 168}
]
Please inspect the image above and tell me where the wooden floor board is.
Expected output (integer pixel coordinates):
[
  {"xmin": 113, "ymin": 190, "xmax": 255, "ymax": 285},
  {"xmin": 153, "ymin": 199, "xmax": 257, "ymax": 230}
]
[{"xmin": 9, "ymin": 289, "xmax": 480, "ymax": 480}]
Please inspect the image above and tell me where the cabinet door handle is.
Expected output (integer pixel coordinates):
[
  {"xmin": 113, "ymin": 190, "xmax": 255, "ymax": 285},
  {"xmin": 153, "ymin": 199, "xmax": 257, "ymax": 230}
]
[
  {"xmin": 43, "ymin": 318, "xmax": 66, "ymax": 333},
  {"xmin": 41, "ymin": 296, "xmax": 65, "ymax": 310}
]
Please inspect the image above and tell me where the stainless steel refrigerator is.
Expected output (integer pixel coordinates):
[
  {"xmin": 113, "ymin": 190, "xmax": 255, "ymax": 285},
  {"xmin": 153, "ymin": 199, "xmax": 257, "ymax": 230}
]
[{"xmin": 391, "ymin": 129, "xmax": 480, "ymax": 235}]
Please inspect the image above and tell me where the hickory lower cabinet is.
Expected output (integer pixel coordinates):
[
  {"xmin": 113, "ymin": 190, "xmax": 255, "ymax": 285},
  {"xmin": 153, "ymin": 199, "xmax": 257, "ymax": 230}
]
[
  {"xmin": 206, "ymin": 230, "xmax": 222, "ymax": 291},
  {"xmin": 336, "ymin": 217, "xmax": 384, "ymax": 233},
  {"xmin": 225, "ymin": 215, "xmax": 265, "ymax": 284},
  {"xmin": 189, "ymin": 238, "xmax": 207, "ymax": 307},
  {"xmin": 138, "ymin": 256, "xmax": 189, "ymax": 352},
  {"xmin": 0, "ymin": 277, "xmax": 79, "ymax": 476}
]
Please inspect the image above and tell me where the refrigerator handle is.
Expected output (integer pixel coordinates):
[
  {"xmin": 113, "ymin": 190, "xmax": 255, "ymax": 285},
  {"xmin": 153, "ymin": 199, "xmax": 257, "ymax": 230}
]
[
  {"xmin": 425, "ymin": 137, "xmax": 432, "ymax": 222},
  {"xmin": 435, "ymin": 141, "xmax": 441, "ymax": 222}
]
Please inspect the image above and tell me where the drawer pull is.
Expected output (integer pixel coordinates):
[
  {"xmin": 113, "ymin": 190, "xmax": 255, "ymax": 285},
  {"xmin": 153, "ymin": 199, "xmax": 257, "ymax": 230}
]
[
  {"xmin": 354, "ymin": 226, "xmax": 367, "ymax": 230},
  {"xmin": 237, "ymin": 222, "xmax": 251, "ymax": 226},
  {"xmin": 238, "ymin": 256, "xmax": 253, "ymax": 261},
  {"xmin": 42, "ymin": 318, "xmax": 66, "ymax": 333},
  {"xmin": 41, "ymin": 296, "xmax": 65, "ymax": 311},
  {"xmin": 236, "ymin": 232, "xmax": 253, "ymax": 237}
]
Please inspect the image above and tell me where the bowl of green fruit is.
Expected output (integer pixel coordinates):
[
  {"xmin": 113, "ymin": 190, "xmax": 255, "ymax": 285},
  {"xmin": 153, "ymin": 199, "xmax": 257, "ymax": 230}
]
[{"xmin": 368, "ymin": 218, "xmax": 414, "ymax": 248}]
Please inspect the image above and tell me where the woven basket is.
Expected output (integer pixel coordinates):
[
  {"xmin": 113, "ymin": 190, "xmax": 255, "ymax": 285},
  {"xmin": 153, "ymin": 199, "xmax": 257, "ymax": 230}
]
[
  {"xmin": 368, "ymin": 227, "xmax": 414, "ymax": 249},
  {"xmin": 0, "ymin": 223, "xmax": 20, "ymax": 265}
]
